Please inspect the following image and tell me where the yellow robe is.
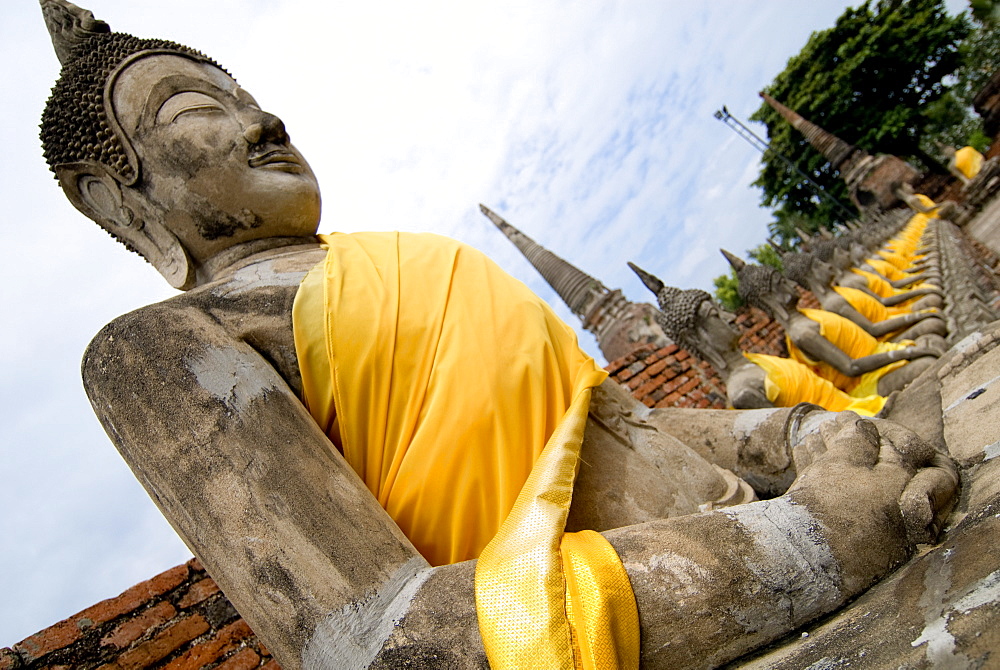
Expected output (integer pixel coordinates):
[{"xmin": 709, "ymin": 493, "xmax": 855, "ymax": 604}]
[
  {"xmin": 293, "ymin": 232, "xmax": 638, "ymax": 669},
  {"xmin": 849, "ymin": 268, "xmax": 934, "ymax": 300},
  {"xmin": 851, "ymin": 268, "xmax": 897, "ymax": 298},
  {"xmin": 955, "ymin": 146, "xmax": 985, "ymax": 180},
  {"xmin": 744, "ymin": 353, "xmax": 885, "ymax": 416},
  {"xmin": 865, "ymin": 257, "xmax": 913, "ymax": 282},
  {"xmin": 787, "ymin": 308, "xmax": 910, "ymax": 397},
  {"xmin": 832, "ymin": 285, "xmax": 909, "ymax": 322},
  {"xmin": 908, "ymin": 194, "xmax": 938, "ymax": 215}
]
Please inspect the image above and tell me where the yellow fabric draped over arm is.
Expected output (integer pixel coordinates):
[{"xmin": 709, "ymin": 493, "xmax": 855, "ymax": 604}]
[
  {"xmin": 865, "ymin": 257, "xmax": 912, "ymax": 282},
  {"xmin": 832, "ymin": 285, "xmax": 895, "ymax": 322},
  {"xmin": 292, "ymin": 232, "xmax": 638, "ymax": 669},
  {"xmin": 849, "ymin": 268, "xmax": 935, "ymax": 300},
  {"xmin": 788, "ymin": 308, "xmax": 908, "ymax": 397},
  {"xmin": 744, "ymin": 352, "xmax": 885, "ymax": 416}
]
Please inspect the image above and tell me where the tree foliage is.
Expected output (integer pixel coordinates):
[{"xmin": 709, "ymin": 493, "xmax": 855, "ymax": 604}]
[
  {"xmin": 921, "ymin": 4, "xmax": 1000, "ymax": 154},
  {"xmin": 747, "ymin": 243, "xmax": 784, "ymax": 270},
  {"xmin": 751, "ymin": 0, "xmax": 970, "ymax": 228},
  {"xmin": 713, "ymin": 269, "xmax": 743, "ymax": 312}
]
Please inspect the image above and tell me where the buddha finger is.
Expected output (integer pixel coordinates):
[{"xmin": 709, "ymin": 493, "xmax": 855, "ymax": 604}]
[
  {"xmin": 898, "ymin": 456, "xmax": 959, "ymax": 546},
  {"xmin": 817, "ymin": 413, "xmax": 880, "ymax": 469}
]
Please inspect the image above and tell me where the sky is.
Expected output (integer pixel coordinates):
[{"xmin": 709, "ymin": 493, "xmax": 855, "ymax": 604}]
[{"xmin": 0, "ymin": 0, "xmax": 970, "ymax": 646}]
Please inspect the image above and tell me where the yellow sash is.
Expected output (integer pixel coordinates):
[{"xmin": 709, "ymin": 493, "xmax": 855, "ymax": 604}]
[
  {"xmin": 744, "ymin": 352, "xmax": 885, "ymax": 416},
  {"xmin": 293, "ymin": 232, "xmax": 638, "ymax": 669},
  {"xmin": 788, "ymin": 309, "xmax": 909, "ymax": 397}
]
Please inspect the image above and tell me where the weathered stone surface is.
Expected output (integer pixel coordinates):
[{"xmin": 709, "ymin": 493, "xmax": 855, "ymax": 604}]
[{"xmin": 735, "ymin": 321, "xmax": 1000, "ymax": 668}]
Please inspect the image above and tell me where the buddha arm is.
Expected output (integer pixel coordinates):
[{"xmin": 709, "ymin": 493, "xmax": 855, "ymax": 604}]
[
  {"xmin": 82, "ymin": 305, "xmax": 446, "ymax": 670},
  {"xmin": 820, "ymin": 293, "xmax": 883, "ymax": 335},
  {"xmin": 888, "ymin": 273, "xmax": 930, "ymax": 289},
  {"xmin": 83, "ymin": 306, "xmax": 956, "ymax": 670},
  {"xmin": 602, "ymin": 412, "xmax": 955, "ymax": 669},
  {"xmin": 373, "ymin": 412, "xmax": 955, "ymax": 670},
  {"xmin": 879, "ymin": 286, "xmax": 942, "ymax": 306},
  {"xmin": 866, "ymin": 312, "xmax": 937, "ymax": 338},
  {"xmin": 789, "ymin": 322, "xmax": 933, "ymax": 378}
]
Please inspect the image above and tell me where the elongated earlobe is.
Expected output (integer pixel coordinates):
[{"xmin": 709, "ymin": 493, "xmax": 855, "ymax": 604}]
[{"xmin": 55, "ymin": 161, "xmax": 195, "ymax": 290}]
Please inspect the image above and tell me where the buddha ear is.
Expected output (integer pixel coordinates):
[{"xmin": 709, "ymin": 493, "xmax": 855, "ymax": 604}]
[
  {"xmin": 694, "ymin": 323, "xmax": 729, "ymax": 372},
  {"xmin": 55, "ymin": 162, "xmax": 195, "ymax": 290}
]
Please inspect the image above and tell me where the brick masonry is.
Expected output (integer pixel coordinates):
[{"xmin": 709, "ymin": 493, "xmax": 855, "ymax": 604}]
[
  {"xmin": 1, "ymin": 559, "xmax": 277, "ymax": 670},
  {"xmin": 605, "ymin": 302, "xmax": 794, "ymax": 410}
]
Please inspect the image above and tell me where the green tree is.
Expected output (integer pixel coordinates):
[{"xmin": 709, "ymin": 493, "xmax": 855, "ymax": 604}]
[
  {"xmin": 747, "ymin": 243, "xmax": 784, "ymax": 271},
  {"xmin": 766, "ymin": 210, "xmax": 820, "ymax": 249},
  {"xmin": 713, "ymin": 269, "xmax": 743, "ymax": 312},
  {"xmin": 751, "ymin": 0, "xmax": 970, "ymax": 227},
  {"xmin": 921, "ymin": 4, "xmax": 1000, "ymax": 155}
]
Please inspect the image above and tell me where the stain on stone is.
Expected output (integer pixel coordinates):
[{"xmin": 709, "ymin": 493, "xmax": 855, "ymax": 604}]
[
  {"xmin": 186, "ymin": 345, "xmax": 277, "ymax": 415},
  {"xmin": 201, "ymin": 595, "xmax": 240, "ymax": 628},
  {"xmin": 369, "ymin": 644, "xmax": 481, "ymax": 669},
  {"xmin": 303, "ymin": 558, "xmax": 432, "ymax": 670}
]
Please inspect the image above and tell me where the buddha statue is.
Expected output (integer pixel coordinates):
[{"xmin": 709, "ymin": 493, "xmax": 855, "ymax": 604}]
[
  {"xmin": 781, "ymin": 250, "xmax": 947, "ymax": 345},
  {"xmin": 628, "ymin": 262, "xmax": 887, "ymax": 417},
  {"xmin": 939, "ymin": 142, "xmax": 985, "ymax": 184},
  {"xmin": 724, "ymin": 251, "xmax": 940, "ymax": 396},
  {"xmin": 40, "ymin": 2, "xmax": 958, "ymax": 667},
  {"xmin": 811, "ymin": 237, "xmax": 944, "ymax": 311}
]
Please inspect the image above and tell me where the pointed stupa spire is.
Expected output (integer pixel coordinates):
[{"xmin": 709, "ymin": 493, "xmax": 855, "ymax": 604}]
[
  {"xmin": 759, "ymin": 92, "xmax": 863, "ymax": 171},
  {"xmin": 480, "ymin": 204, "xmax": 606, "ymax": 316},
  {"xmin": 480, "ymin": 204, "xmax": 669, "ymax": 361},
  {"xmin": 627, "ymin": 261, "xmax": 664, "ymax": 296}
]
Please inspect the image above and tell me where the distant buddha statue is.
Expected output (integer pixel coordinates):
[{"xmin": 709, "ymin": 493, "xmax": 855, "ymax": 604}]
[
  {"xmin": 940, "ymin": 142, "xmax": 986, "ymax": 184},
  {"xmin": 781, "ymin": 250, "xmax": 947, "ymax": 345},
  {"xmin": 39, "ymin": 1, "xmax": 958, "ymax": 667},
  {"xmin": 811, "ymin": 238, "xmax": 944, "ymax": 311},
  {"xmin": 628, "ymin": 263, "xmax": 886, "ymax": 416},
  {"xmin": 724, "ymin": 252, "xmax": 940, "ymax": 397}
]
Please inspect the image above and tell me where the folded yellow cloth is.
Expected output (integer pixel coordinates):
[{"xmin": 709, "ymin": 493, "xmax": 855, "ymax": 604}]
[{"xmin": 293, "ymin": 232, "xmax": 638, "ymax": 669}]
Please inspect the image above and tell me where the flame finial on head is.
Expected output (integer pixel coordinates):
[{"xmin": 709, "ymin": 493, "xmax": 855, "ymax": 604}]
[{"xmin": 40, "ymin": 0, "xmax": 111, "ymax": 66}]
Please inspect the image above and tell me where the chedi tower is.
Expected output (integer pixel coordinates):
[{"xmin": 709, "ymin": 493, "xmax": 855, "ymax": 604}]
[
  {"xmin": 480, "ymin": 205, "xmax": 668, "ymax": 361},
  {"xmin": 761, "ymin": 93, "xmax": 920, "ymax": 216}
]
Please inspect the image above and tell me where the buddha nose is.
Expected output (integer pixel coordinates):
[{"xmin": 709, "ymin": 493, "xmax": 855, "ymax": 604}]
[{"xmin": 242, "ymin": 109, "xmax": 289, "ymax": 146}]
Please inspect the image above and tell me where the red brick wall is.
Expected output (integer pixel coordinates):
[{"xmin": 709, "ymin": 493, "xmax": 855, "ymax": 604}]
[
  {"xmin": 604, "ymin": 304, "xmax": 792, "ymax": 409},
  {"xmin": 1, "ymin": 559, "xmax": 278, "ymax": 670},
  {"xmin": 606, "ymin": 342, "xmax": 729, "ymax": 409}
]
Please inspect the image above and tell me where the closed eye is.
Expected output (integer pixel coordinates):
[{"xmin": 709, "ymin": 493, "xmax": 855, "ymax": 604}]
[
  {"xmin": 156, "ymin": 90, "xmax": 228, "ymax": 126},
  {"xmin": 170, "ymin": 103, "xmax": 224, "ymax": 122}
]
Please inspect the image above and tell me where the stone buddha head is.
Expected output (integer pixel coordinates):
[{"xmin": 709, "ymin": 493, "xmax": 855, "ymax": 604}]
[
  {"xmin": 628, "ymin": 262, "xmax": 770, "ymax": 408},
  {"xmin": 722, "ymin": 250, "xmax": 799, "ymax": 323},
  {"xmin": 782, "ymin": 251, "xmax": 836, "ymax": 291},
  {"xmin": 40, "ymin": 0, "xmax": 320, "ymax": 289},
  {"xmin": 812, "ymin": 238, "xmax": 852, "ymax": 274}
]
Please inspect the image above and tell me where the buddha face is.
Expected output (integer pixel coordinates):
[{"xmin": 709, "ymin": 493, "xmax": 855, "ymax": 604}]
[
  {"xmin": 830, "ymin": 246, "xmax": 852, "ymax": 272},
  {"xmin": 811, "ymin": 259, "xmax": 837, "ymax": 287},
  {"xmin": 111, "ymin": 53, "xmax": 321, "ymax": 262},
  {"xmin": 696, "ymin": 300, "xmax": 740, "ymax": 355}
]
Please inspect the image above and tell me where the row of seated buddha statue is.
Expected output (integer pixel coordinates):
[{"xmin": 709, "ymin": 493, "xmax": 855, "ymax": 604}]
[{"xmin": 630, "ymin": 201, "xmax": 951, "ymax": 416}]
